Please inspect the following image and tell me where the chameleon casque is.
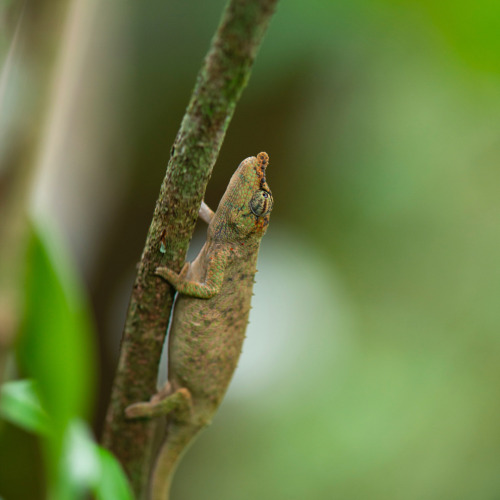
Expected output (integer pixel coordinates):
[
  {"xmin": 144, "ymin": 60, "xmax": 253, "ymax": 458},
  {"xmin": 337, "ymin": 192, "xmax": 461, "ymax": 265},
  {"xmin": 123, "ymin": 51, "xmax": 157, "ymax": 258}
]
[{"xmin": 126, "ymin": 152, "xmax": 273, "ymax": 500}]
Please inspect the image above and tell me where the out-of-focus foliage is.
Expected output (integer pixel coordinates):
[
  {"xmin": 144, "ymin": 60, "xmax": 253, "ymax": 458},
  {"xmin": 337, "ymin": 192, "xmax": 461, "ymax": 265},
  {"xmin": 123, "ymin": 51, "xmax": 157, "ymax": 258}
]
[
  {"xmin": 0, "ymin": 379, "xmax": 50, "ymax": 435},
  {"xmin": 0, "ymin": 380, "xmax": 133, "ymax": 500},
  {"xmin": 19, "ymin": 220, "xmax": 95, "ymax": 436},
  {"xmin": 1, "ymin": 0, "xmax": 500, "ymax": 498},
  {"xmin": 381, "ymin": 0, "xmax": 500, "ymax": 72},
  {"xmin": 0, "ymin": 222, "xmax": 131, "ymax": 500}
]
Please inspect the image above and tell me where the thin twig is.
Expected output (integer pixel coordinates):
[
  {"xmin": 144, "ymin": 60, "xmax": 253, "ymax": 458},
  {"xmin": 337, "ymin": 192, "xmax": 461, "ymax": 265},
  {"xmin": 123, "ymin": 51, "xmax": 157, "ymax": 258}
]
[{"xmin": 101, "ymin": 0, "xmax": 279, "ymax": 497}]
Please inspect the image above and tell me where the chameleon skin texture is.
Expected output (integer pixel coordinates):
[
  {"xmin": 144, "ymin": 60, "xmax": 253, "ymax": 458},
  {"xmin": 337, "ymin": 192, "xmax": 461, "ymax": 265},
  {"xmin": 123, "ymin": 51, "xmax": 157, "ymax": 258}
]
[{"xmin": 127, "ymin": 153, "xmax": 272, "ymax": 500}]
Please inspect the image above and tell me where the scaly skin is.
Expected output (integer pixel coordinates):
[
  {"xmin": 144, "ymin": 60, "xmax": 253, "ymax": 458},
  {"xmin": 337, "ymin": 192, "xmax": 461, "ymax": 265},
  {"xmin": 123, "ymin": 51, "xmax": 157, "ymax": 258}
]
[{"xmin": 126, "ymin": 153, "xmax": 273, "ymax": 500}]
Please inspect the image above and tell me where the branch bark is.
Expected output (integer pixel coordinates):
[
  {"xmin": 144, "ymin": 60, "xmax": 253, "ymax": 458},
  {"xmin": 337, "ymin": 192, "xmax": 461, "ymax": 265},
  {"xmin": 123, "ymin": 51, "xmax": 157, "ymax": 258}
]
[{"xmin": 101, "ymin": 0, "xmax": 279, "ymax": 497}]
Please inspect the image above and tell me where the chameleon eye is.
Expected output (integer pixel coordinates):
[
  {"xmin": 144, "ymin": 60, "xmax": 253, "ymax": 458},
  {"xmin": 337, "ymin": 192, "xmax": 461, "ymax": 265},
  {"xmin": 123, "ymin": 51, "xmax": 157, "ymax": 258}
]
[{"xmin": 250, "ymin": 190, "xmax": 273, "ymax": 217}]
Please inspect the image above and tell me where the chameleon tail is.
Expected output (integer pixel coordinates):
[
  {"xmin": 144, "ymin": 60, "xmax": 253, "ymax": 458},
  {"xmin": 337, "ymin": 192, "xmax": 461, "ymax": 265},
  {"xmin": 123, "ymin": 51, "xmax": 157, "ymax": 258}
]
[{"xmin": 150, "ymin": 422, "xmax": 201, "ymax": 500}]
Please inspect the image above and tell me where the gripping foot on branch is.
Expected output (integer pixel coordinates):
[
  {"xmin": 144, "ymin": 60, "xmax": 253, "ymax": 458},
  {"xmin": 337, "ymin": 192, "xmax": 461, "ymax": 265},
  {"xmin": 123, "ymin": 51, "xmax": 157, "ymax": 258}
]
[
  {"xmin": 155, "ymin": 247, "xmax": 229, "ymax": 299},
  {"xmin": 125, "ymin": 387, "xmax": 192, "ymax": 421}
]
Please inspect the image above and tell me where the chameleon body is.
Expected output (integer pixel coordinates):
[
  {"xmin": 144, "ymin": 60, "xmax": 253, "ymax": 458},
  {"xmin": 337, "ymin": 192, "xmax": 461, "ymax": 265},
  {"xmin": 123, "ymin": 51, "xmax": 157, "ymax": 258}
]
[{"xmin": 126, "ymin": 152, "xmax": 273, "ymax": 500}]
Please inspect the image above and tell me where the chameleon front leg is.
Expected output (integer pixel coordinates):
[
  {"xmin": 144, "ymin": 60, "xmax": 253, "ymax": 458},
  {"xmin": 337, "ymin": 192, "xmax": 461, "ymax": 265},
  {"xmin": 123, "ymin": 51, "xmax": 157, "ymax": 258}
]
[
  {"xmin": 156, "ymin": 248, "xmax": 229, "ymax": 299},
  {"xmin": 198, "ymin": 200, "xmax": 215, "ymax": 224}
]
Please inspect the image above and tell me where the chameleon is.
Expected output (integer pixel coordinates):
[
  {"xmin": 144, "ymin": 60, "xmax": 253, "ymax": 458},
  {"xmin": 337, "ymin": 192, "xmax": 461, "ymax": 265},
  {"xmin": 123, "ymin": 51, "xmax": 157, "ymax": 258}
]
[{"xmin": 125, "ymin": 152, "xmax": 273, "ymax": 500}]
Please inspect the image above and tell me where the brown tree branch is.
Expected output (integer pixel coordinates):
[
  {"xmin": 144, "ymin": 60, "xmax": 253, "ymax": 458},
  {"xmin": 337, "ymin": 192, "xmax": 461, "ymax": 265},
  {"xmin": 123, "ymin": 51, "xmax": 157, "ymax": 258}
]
[{"xmin": 101, "ymin": 0, "xmax": 279, "ymax": 497}]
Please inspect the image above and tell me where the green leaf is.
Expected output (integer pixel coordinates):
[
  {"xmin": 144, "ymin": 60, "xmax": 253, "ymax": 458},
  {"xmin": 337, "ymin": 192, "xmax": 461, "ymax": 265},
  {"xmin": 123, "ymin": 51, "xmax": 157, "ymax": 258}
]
[
  {"xmin": 0, "ymin": 379, "xmax": 50, "ymax": 435},
  {"xmin": 17, "ymin": 218, "xmax": 96, "ymax": 430},
  {"xmin": 56, "ymin": 419, "xmax": 133, "ymax": 500},
  {"xmin": 93, "ymin": 446, "xmax": 134, "ymax": 500},
  {"xmin": 16, "ymin": 217, "xmax": 97, "ymax": 496},
  {"xmin": 54, "ymin": 419, "xmax": 100, "ymax": 500}
]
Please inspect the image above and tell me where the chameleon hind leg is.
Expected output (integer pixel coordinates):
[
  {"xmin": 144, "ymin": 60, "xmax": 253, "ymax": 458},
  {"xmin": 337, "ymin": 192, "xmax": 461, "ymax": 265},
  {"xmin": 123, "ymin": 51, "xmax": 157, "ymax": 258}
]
[{"xmin": 125, "ymin": 387, "xmax": 192, "ymax": 421}]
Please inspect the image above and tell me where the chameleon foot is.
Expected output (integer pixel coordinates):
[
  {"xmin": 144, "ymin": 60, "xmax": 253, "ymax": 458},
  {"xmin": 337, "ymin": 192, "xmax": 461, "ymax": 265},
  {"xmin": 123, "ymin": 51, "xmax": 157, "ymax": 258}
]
[
  {"xmin": 155, "ymin": 262, "xmax": 190, "ymax": 288},
  {"xmin": 125, "ymin": 387, "xmax": 192, "ymax": 420}
]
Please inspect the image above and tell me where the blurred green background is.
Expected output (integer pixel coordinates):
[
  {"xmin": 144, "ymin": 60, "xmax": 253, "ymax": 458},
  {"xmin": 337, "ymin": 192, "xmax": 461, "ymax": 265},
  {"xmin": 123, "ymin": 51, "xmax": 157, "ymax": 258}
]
[{"xmin": 1, "ymin": 0, "xmax": 500, "ymax": 498}]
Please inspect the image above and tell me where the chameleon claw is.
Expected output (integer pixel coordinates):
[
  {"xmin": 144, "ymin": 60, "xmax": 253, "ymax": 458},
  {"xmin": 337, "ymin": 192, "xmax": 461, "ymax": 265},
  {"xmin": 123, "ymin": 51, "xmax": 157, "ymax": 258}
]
[
  {"xmin": 125, "ymin": 388, "xmax": 193, "ymax": 420},
  {"xmin": 125, "ymin": 401, "xmax": 155, "ymax": 419},
  {"xmin": 156, "ymin": 262, "xmax": 190, "ymax": 288},
  {"xmin": 156, "ymin": 266, "xmax": 180, "ymax": 287}
]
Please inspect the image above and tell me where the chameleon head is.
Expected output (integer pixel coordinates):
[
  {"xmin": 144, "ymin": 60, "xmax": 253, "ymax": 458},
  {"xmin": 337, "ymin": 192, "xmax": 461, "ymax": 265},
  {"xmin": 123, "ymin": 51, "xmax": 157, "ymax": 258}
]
[{"xmin": 212, "ymin": 152, "xmax": 273, "ymax": 241}]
